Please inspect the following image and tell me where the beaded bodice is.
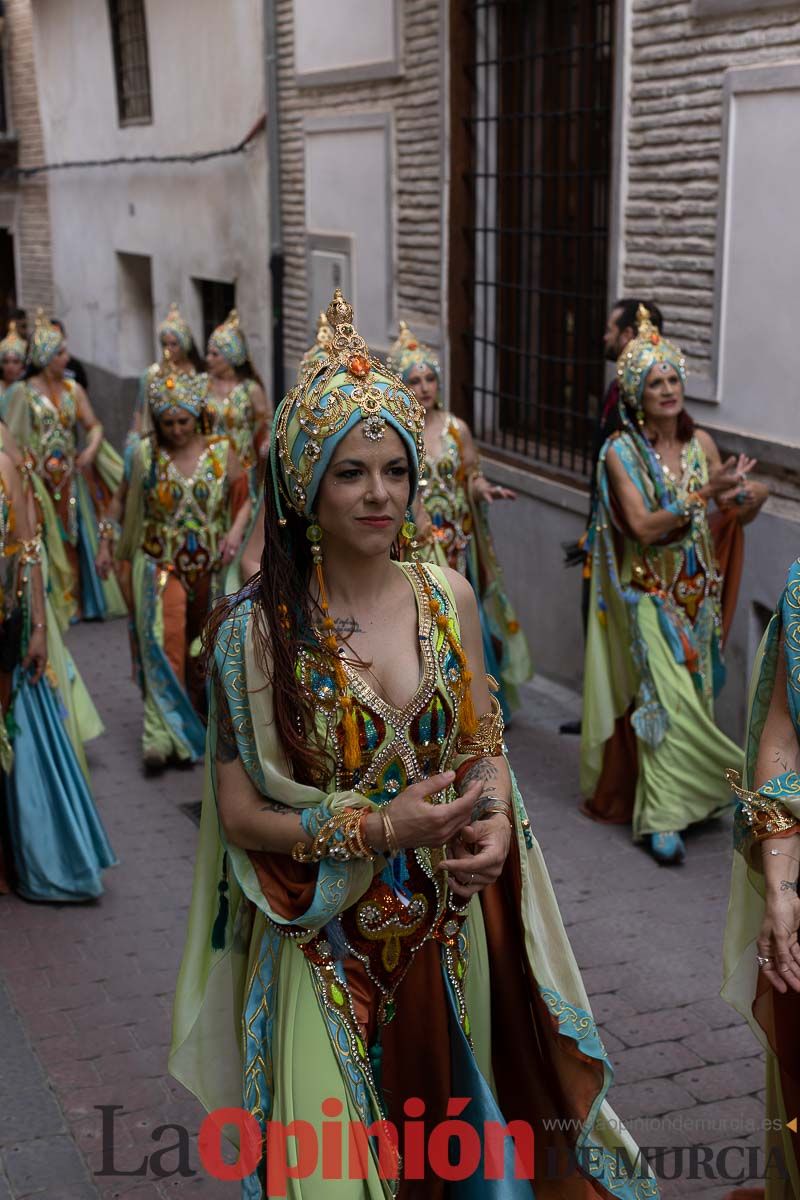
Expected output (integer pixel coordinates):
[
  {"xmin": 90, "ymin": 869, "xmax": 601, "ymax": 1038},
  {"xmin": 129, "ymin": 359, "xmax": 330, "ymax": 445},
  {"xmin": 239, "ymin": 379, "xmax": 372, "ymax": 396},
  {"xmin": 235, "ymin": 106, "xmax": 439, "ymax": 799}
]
[
  {"xmin": 625, "ymin": 434, "xmax": 721, "ymax": 629},
  {"xmin": 22, "ymin": 381, "xmax": 78, "ymax": 500},
  {"xmin": 0, "ymin": 474, "xmax": 20, "ymax": 619},
  {"xmin": 203, "ymin": 378, "xmax": 258, "ymax": 470},
  {"xmin": 297, "ymin": 561, "xmax": 466, "ymax": 799},
  {"xmin": 140, "ymin": 438, "xmax": 229, "ymax": 588},
  {"xmin": 417, "ymin": 416, "xmax": 472, "ymax": 574}
]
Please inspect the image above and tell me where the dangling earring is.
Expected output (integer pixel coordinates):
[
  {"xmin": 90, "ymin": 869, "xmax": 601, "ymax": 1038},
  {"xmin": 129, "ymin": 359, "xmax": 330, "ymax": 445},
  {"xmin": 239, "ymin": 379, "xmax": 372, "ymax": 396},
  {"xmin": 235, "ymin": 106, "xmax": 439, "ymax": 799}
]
[
  {"xmin": 306, "ymin": 517, "xmax": 361, "ymax": 771},
  {"xmin": 636, "ymin": 407, "xmax": 645, "ymax": 427},
  {"xmin": 400, "ymin": 508, "xmax": 418, "ymax": 560}
]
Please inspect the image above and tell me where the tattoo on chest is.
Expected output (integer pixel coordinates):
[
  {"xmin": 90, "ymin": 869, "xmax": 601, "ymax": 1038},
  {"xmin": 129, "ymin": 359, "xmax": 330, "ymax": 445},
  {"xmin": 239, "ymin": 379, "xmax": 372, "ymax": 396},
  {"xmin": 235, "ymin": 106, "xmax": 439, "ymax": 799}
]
[{"xmin": 332, "ymin": 616, "xmax": 362, "ymax": 636}]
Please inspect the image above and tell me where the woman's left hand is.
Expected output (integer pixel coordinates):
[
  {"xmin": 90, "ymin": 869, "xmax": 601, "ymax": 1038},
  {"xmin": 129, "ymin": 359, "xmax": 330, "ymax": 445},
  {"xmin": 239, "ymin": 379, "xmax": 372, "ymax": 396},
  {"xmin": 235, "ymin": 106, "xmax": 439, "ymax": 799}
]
[
  {"xmin": 219, "ymin": 530, "xmax": 243, "ymax": 565},
  {"xmin": 474, "ymin": 476, "xmax": 516, "ymax": 504},
  {"xmin": 22, "ymin": 627, "xmax": 47, "ymax": 685},
  {"xmin": 75, "ymin": 446, "xmax": 98, "ymax": 471},
  {"xmin": 757, "ymin": 889, "xmax": 800, "ymax": 994},
  {"xmin": 438, "ymin": 813, "xmax": 513, "ymax": 899}
]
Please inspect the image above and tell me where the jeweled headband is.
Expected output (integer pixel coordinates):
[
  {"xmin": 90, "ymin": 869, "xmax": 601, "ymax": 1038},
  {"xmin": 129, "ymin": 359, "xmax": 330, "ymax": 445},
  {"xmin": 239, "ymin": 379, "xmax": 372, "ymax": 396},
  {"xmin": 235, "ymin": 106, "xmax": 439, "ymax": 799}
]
[
  {"xmin": 28, "ymin": 309, "xmax": 65, "ymax": 369},
  {"xmin": 271, "ymin": 289, "xmax": 426, "ymax": 519},
  {"xmin": 386, "ymin": 320, "xmax": 441, "ymax": 383},
  {"xmin": 0, "ymin": 321, "xmax": 26, "ymax": 362},
  {"xmin": 617, "ymin": 305, "xmax": 686, "ymax": 405},
  {"xmin": 148, "ymin": 358, "xmax": 206, "ymax": 419},
  {"xmin": 158, "ymin": 302, "xmax": 193, "ymax": 354},
  {"xmin": 208, "ymin": 309, "xmax": 247, "ymax": 368}
]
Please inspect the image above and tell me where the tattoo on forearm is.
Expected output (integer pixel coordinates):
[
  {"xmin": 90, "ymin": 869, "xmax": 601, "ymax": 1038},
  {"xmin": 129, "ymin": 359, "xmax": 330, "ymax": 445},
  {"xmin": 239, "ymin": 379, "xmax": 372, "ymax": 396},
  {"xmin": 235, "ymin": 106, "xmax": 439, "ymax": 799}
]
[
  {"xmin": 462, "ymin": 759, "xmax": 499, "ymax": 789},
  {"xmin": 780, "ymin": 879, "xmax": 799, "ymax": 894},
  {"xmin": 259, "ymin": 801, "xmax": 292, "ymax": 815}
]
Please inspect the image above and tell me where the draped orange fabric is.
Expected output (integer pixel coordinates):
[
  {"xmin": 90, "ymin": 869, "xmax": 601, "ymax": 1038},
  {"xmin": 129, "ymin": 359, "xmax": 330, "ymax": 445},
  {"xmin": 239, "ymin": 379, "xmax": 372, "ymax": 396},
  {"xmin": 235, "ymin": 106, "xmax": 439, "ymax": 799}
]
[{"xmin": 708, "ymin": 508, "xmax": 745, "ymax": 645}]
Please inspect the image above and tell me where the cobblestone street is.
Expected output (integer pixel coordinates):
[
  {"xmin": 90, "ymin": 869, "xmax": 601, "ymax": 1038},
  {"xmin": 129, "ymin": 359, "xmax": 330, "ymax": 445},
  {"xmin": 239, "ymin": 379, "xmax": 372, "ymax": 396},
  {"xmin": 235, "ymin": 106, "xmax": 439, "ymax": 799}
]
[{"xmin": 0, "ymin": 617, "xmax": 767, "ymax": 1200}]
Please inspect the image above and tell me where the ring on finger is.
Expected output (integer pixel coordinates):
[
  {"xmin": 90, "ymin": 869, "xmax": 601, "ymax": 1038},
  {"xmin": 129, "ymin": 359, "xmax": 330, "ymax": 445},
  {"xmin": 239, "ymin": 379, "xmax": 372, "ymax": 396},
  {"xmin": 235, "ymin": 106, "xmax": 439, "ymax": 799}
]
[{"xmin": 756, "ymin": 954, "xmax": 772, "ymax": 968}]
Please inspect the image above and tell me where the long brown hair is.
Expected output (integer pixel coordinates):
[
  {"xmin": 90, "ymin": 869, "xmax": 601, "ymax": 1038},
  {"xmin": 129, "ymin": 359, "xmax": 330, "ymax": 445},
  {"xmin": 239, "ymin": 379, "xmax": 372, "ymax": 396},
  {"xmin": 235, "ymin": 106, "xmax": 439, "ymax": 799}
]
[{"xmin": 204, "ymin": 478, "xmax": 333, "ymax": 785}]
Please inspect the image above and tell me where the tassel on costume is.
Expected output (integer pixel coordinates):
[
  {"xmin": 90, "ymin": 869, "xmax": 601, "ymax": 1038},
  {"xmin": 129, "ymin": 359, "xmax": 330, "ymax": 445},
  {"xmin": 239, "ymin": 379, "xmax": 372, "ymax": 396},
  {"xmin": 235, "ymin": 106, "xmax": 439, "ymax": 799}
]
[
  {"xmin": 211, "ymin": 852, "xmax": 229, "ymax": 950},
  {"xmin": 631, "ymin": 700, "xmax": 669, "ymax": 749}
]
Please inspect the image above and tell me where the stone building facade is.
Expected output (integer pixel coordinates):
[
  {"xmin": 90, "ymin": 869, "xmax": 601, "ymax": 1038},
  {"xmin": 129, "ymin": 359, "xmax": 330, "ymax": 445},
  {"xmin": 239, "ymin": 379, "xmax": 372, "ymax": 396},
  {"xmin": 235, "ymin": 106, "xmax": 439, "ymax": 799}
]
[
  {"xmin": 0, "ymin": 0, "xmax": 54, "ymax": 319},
  {"xmin": 273, "ymin": 0, "xmax": 446, "ymax": 371}
]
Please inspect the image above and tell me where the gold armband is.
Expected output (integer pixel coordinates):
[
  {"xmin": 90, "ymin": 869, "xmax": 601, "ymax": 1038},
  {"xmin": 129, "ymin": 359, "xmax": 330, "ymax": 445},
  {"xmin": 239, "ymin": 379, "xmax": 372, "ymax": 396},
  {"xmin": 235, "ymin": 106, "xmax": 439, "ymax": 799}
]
[
  {"xmin": 726, "ymin": 769, "xmax": 800, "ymax": 839},
  {"xmin": 456, "ymin": 692, "xmax": 504, "ymax": 758}
]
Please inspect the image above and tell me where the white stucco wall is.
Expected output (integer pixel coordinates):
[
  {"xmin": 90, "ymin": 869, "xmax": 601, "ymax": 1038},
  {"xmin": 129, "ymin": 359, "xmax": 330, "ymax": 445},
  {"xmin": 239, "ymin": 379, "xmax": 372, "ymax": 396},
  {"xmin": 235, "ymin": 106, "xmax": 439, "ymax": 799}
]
[{"xmin": 30, "ymin": 0, "xmax": 270, "ymax": 384}]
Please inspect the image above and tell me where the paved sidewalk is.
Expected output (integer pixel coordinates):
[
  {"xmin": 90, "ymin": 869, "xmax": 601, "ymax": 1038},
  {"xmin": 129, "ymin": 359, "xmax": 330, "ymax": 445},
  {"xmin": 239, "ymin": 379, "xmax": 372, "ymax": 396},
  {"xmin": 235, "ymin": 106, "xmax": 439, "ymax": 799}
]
[{"xmin": 0, "ymin": 620, "xmax": 766, "ymax": 1199}]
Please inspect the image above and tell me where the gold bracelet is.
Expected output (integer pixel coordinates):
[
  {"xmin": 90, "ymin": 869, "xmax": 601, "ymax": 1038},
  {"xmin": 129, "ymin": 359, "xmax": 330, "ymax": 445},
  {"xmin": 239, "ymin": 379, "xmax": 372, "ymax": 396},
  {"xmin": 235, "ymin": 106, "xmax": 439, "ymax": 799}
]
[
  {"xmin": 291, "ymin": 810, "xmax": 375, "ymax": 864},
  {"xmin": 381, "ymin": 807, "xmax": 400, "ymax": 857}
]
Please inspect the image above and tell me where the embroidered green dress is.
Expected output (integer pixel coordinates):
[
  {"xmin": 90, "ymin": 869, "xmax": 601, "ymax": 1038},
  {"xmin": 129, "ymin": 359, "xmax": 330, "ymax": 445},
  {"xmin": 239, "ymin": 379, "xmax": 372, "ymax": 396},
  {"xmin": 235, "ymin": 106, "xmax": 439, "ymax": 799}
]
[
  {"xmin": 581, "ymin": 429, "xmax": 741, "ymax": 837},
  {"xmin": 202, "ymin": 376, "xmax": 262, "ymax": 501},
  {"xmin": 117, "ymin": 436, "xmax": 232, "ymax": 763},
  {"xmin": 2, "ymin": 379, "xmax": 126, "ymax": 627},
  {"xmin": 415, "ymin": 417, "xmax": 532, "ymax": 717},
  {"xmin": 170, "ymin": 561, "xmax": 656, "ymax": 1199}
]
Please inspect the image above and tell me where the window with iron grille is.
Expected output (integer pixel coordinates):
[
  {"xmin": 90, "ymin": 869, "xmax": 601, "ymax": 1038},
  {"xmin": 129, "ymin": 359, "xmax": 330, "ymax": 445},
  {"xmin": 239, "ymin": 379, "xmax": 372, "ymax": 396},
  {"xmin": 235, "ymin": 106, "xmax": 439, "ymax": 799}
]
[
  {"xmin": 455, "ymin": 0, "xmax": 615, "ymax": 479},
  {"xmin": 195, "ymin": 278, "xmax": 236, "ymax": 350},
  {"xmin": 108, "ymin": 0, "xmax": 153, "ymax": 126}
]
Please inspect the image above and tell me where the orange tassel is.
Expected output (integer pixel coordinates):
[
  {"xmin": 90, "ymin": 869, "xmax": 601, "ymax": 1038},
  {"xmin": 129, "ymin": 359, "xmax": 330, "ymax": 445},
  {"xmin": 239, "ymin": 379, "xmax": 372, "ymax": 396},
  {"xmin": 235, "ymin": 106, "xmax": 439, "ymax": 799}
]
[
  {"xmin": 340, "ymin": 696, "xmax": 361, "ymax": 771},
  {"xmin": 459, "ymin": 668, "xmax": 478, "ymax": 735}
]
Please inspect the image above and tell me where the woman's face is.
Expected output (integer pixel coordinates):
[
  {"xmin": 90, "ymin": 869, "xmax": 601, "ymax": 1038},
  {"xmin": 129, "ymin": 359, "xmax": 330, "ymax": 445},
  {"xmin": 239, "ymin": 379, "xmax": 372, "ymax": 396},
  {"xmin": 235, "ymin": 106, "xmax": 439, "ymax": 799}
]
[
  {"xmin": 161, "ymin": 332, "xmax": 187, "ymax": 365},
  {"xmin": 2, "ymin": 354, "xmax": 23, "ymax": 384},
  {"xmin": 206, "ymin": 343, "xmax": 227, "ymax": 377},
  {"xmin": 641, "ymin": 362, "xmax": 684, "ymax": 421},
  {"xmin": 50, "ymin": 345, "xmax": 70, "ymax": 376},
  {"xmin": 157, "ymin": 408, "xmax": 197, "ymax": 448},
  {"xmin": 405, "ymin": 366, "xmax": 439, "ymax": 413},
  {"xmin": 315, "ymin": 425, "xmax": 412, "ymax": 559}
]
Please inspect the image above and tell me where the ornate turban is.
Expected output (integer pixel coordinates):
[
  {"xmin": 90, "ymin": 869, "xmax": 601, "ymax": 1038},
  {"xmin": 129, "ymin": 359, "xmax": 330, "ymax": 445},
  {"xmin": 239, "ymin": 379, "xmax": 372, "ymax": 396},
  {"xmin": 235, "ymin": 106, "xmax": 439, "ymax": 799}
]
[
  {"xmin": 157, "ymin": 302, "xmax": 193, "ymax": 354},
  {"xmin": 28, "ymin": 310, "xmax": 65, "ymax": 369},
  {"xmin": 0, "ymin": 321, "xmax": 26, "ymax": 363},
  {"xmin": 148, "ymin": 358, "xmax": 206, "ymax": 420},
  {"xmin": 272, "ymin": 290, "xmax": 425, "ymax": 519},
  {"xmin": 298, "ymin": 310, "xmax": 334, "ymax": 376},
  {"xmin": 386, "ymin": 320, "xmax": 441, "ymax": 384},
  {"xmin": 617, "ymin": 305, "xmax": 686, "ymax": 406},
  {"xmin": 208, "ymin": 309, "xmax": 248, "ymax": 368}
]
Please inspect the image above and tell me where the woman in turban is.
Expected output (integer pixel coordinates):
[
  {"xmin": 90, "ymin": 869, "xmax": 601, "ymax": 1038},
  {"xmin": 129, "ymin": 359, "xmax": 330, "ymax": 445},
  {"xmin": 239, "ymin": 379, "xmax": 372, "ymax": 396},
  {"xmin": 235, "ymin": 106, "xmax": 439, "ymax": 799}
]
[
  {"xmin": 129, "ymin": 302, "xmax": 204, "ymax": 442},
  {"xmin": 386, "ymin": 321, "xmax": 532, "ymax": 718},
  {"xmin": 169, "ymin": 291, "xmax": 658, "ymax": 1199},
  {"xmin": 202, "ymin": 309, "xmax": 271, "ymax": 504},
  {"xmin": 580, "ymin": 306, "xmax": 766, "ymax": 864},
  {"xmin": 0, "ymin": 321, "xmax": 26, "ymax": 397},
  {"xmin": 96, "ymin": 365, "xmax": 251, "ymax": 771},
  {"xmin": 2, "ymin": 311, "xmax": 126, "ymax": 627},
  {"xmin": 0, "ymin": 438, "xmax": 115, "ymax": 901}
]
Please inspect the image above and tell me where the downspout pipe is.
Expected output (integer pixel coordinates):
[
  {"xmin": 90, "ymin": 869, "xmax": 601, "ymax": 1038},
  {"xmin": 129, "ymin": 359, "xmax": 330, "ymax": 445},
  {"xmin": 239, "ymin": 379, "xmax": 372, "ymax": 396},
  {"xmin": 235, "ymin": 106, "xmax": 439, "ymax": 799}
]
[{"xmin": 264, "ymin": 0, "xmax": 284, "ymax": 402}]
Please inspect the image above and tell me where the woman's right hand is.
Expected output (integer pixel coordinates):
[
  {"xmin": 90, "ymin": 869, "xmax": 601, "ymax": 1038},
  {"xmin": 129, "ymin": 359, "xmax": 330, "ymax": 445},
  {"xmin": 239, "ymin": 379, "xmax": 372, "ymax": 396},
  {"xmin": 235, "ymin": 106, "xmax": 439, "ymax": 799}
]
[
  {"xmin": 704, "ymin": 454, "xmax": 753, "ymax": 501},
  {"xmin": 366, "ymin": 771, "xmax": 480, "ymax": 852},
  {"xmin": 757, "ymin": 890, "xmax": 800, "ymax": 994},
  {"xmin": 95, "ymin": 543, "xmax": 112, "ymax": 580}
]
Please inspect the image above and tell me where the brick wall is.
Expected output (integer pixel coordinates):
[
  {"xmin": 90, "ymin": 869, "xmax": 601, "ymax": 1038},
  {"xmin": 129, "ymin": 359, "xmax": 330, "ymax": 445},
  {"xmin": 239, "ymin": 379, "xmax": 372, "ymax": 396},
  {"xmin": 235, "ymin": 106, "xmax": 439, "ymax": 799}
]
[
  {"xmin": 4, "ymin": 0, "xmax": 53, "ymax": 312},
  {"xmin": 275, "ymin": 0, "xmax": 444, "ymax": 369},
  {"xmin": 623, "ymin": 1, "xmax": 800, "ymax": 380}
]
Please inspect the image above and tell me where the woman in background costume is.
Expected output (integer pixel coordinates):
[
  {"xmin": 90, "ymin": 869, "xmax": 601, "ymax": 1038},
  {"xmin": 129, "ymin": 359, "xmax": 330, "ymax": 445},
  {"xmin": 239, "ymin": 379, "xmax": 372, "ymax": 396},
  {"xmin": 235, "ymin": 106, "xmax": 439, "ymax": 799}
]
[
  {"xmin": 0, "ymin": 444, "xmax": 115, "ymax": 901},
  {"xmin": 0, "ymin": 322, "xmax": 26, "ymax": 397},
  {"xmin": 580, "ymin": 307, "xmax": 766, "ymax": 864},
  {"xmin": 129, "ymin": 302, "xmax": 203, "ymax": 442},
  {"xmin": 2, "ymin": 313, "xmax": 126, "ymax": 627},
  {"xmin": 722, "ymin": 556, "xmax": 800, "ymax": 1199},
  {"xmin": 386, "ymin": 321, "xmax": 532, "ymax": 718},
  {"xmin": 98, "ymin": 365, "xmax": 251, "ymax": 771},
  {"xmin": 170, "ymin": 290, "xmax": 657, "ymax": 1199},
  {"xmin": 202, "ymin": 309, "xmax": 271, "ymax": 505}
]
